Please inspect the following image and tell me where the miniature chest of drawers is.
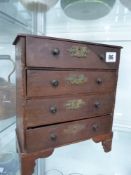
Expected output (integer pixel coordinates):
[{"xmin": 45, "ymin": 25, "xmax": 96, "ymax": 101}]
[{"xmin": 13, "ymin": 34, "xmax": 121, "ymax": 175}]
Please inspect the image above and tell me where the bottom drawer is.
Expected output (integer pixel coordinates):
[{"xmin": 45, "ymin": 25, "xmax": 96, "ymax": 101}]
[{"xmin": 26, "ymin": 115, "xmax": 113, "ymax": 152}]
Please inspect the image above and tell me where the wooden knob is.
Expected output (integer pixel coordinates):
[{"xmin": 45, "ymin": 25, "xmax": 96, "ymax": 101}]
[
  {"xmin": 51, "ymin": 80, "xmax": 59, "ymax": 87},
  {"xmin": 96, "ymin": 78, "xmax": 103, "ymax": 85},
  {"xmin": 52, "ymin": 48, "xmax": 60, "ymax": 55},
  {"xmin": 50, "ymin": 106, "xmax": 57, "ymax": 114},
  {"xmin": 94, "ymin": 101, "xmax": 100, "ymax": 108},
  {"xmin": 50, "ymin": 133, "xmax": 57, "ymax": 141},
  {"xmin": 92, "ymin": 124, "xmax": 99, "ymax": 132}
]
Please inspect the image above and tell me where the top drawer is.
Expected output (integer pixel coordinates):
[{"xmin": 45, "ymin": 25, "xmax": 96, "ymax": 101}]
[{"xmin": 25, "ymin": 37, "xmax": 120, "ymax": 69}]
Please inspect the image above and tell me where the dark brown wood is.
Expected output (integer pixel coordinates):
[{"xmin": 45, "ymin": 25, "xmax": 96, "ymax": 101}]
[
  {"xmin": 17, "ymin": 137, "xmax": 54, "ymax": 175},
  {"xmin": 16, "ymin": 136, "xmax": 54, "ymax": 175},
  {"xmin": 93, "ymin": 132, "xmax": 113, "ymax": 152},
  {"xmin": 25, "ymin": 36, "xmax": 120, "ymax": 69},
  {"xmin": 25, "ymin": 93, "xmax": 114, "ymax": 127},
  {"xmin": 20, "ymin": 149, "xmax": 54, "ymax": 175},
  {"xmin": 26, "ymin": 115, "xmax": 112, "ymax": 152},
  {"xmin": 27, "ymin": 70, "xmax": 117, "ymax": 97},
  {"xmin": 15, "ymin": 37, "xmax": 26, "ymax": 152},
  {"xmin": 13, "ymin": 35, "xmax": 121, "ymax": 175},
  {"xmin": 13, "ymin": 34, "xmax": 122, "ymax": 49}
]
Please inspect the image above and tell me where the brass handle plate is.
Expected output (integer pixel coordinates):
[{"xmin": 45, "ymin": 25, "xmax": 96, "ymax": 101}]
[
  {"xmin": 68, "ymin": 46, "xmax": 90, "ymax": 58},
  {"xmin": 64, "ymin": 124, "xmax": 85, "ymax": 135},
  {"xmin": 66, "ymin": 74, "xmax": 87, "ymax": 85},
  {"xmin": 64, "ymin": 99, "xmax": 86, "ymax": 110}
]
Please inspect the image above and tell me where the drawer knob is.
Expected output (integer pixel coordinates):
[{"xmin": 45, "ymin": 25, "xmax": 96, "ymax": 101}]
[
  {"xmin": 50, "ymin": 106, "xmax": 57, "ymax": 113},
  {"xmin": 50, "ymin": 133, "xmax": 57, "ymax": 141},
  {"xmin": 94, "ymin": 101, "xmax": 100, "ymax": 108},
  {"xmin": 96, "ymin": 78, "xmax": 103, "ymax": 84},
  {"xmin": 92, "ymin": 124, "xmax": 99, "ymax": 132},
  {"xmin": 52, "ymin": 48, "xmax": 60, "ymax": 55},
  {"xmin": 51, "ymin": 80, "xmax": 59, "ymax": 87}
]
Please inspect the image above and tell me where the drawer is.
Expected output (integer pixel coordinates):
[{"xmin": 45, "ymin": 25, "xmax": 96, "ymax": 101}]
[
  {"xmin": 26, "ymin": 37, "xmax": 120, "ymax": 69},
  {"xmin": 27, "ymin": 70, "xmax": 117, "ymax": 97},
  {"xmin": 25, "ymin": 93, "xmax": 115, "ymax": 127},
  {"xmin": 26, "ymin": 115, "xmax": 112, "ymax": 152}
]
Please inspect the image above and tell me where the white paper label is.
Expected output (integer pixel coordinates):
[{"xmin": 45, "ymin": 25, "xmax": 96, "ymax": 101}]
[{"xmin": 106, "ymin": 52, "xmax": 116, "ymax": 62}]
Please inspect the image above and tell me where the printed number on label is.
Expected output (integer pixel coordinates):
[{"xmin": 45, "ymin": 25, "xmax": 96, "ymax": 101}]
[{"xmin": 106, "ymin": 52, "xmax": 116, "ymax": 62}]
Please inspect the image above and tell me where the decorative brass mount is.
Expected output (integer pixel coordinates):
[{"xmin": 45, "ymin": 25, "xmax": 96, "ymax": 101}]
[
  {"xmin": 68, "ymin": 46, "xmax": 90, "ymax": 58},
  {"xmin": 66, "ymin": 74, "xmax": 87, "ymax": 85},
  {"xmin": 65, "ymin": 99, "xmax": 86, "ymax": 110}
]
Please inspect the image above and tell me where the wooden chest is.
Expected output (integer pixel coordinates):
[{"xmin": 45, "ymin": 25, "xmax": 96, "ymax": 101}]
[{"xmin": 13, "ymin": 34, "xmax": 121, "ymax": 175}]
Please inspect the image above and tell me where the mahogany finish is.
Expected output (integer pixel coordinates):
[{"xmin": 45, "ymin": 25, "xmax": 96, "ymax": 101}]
[
  {"xmin": 26, "ymin": 115, "xmax": 112, "ymax": 152},
  {"xmin": 25, "ymin": 93, "xmax": 114, "ymax": 127},
  {"xmin": 27, "ymin": 70, "xmax": 117, "ymax": 97},
  {"xmin": 25, "ymin": 36, "xmax": 120, "ymax": 69},
  {"xmin": 13, "ymin": 34, "xmax": 121, "ymax": 175}
]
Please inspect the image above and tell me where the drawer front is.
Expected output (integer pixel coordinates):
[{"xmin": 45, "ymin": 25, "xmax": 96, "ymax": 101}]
[
  {"xmin": 27, "ymin": 70, "xmax": 117, "ymax": 97},
  {"xmin": 26, "ymin": 37, "xmax": 120, "ymax": 69},
  {"xmin": 26, "ymin": 115, "xmax": 112, "ymax": 152},
  {"xmin": 25, "ymin": 93, "xmax": 115, "ymax": 127}
]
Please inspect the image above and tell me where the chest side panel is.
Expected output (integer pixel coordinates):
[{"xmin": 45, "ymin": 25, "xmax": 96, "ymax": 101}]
[{"xmin": 15, "ymin": 37, "xmax": 26, "ymax": 152}]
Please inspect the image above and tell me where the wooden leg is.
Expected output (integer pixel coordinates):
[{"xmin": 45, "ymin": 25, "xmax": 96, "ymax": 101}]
[
  {"xmin": 20, "ymin": 154, "xmax": 36, "ymax": 175},
  {"xmin": 18, "ymin": 149, "xmax": 54, "ymax": 175},
  {"xmin": 93, "ymin": 132, "xmax": 113, "ymax": 153},
  {"xmin": 16, "ymin": 134, "xmax": 54, "ymax": 175},
  {"xmin": 102, "ymin": 138, "xmax": 112, "ymax": 152}
]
